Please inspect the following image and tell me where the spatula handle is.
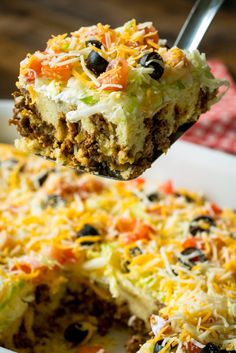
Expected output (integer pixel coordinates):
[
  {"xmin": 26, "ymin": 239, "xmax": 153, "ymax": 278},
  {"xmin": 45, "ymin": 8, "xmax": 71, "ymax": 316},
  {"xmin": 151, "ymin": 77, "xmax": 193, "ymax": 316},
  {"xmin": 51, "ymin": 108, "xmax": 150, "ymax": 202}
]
[{"xmin": 175, "ymin": 0, "xmax": 224, "ymax": 50}]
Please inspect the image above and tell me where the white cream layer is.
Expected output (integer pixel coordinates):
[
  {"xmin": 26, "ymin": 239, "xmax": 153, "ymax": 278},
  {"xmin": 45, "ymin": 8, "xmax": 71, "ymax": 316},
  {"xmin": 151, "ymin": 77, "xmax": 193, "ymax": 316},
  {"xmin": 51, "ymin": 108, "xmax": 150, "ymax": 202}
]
[{"xmin": 20, "ymin": 50, "xmax": 224, "ymax": 154}]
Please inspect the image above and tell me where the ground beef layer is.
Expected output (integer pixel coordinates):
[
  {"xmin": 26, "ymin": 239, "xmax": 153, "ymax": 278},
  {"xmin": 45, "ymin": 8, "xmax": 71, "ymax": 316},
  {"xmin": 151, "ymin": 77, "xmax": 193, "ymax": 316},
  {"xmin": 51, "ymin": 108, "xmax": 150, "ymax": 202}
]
[
  {"xmin": 1, "ymin": 282, "xmax": 149, "ymax": 353},
  {"xmin": 11, "ymin": 87, "xmax": 213, "ymax": 180}
]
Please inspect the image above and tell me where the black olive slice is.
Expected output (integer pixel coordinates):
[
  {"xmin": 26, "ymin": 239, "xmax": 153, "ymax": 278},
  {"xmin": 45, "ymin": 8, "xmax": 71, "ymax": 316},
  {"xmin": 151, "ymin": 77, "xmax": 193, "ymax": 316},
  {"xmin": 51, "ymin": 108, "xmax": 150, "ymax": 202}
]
[
  {"xmin": 42, "ymin": 194, "xmax": 66, "ymax": 208},
  {"xmin": 37, "ymin": 172, "xmax": 49, "ymax": 187},
  {"xmin": 86, "ymin": 39, "xmax": 102, "ymax": 49},
  {"xmin": 64, "ymin": 322, "xmax": 88, "ymax": 344},
  {"xmin": 147, "ymin": 192, "xmax": 160, "ymax": 202},
  {"xmin": 230, "ymin": 232, "xmax": 236, "ymax": 239},
  {"xmin": 139, "ymin": 52, "xmax": 164, "ymax": 80},
  {"xmin": 86, "ymin": 50, "xmax": 109, "ymax": 76},
  {"xmin": 153, "ymin": 341, "xmax": 164, "ymax": 353},
  {"xmin": 129, "ymin": 246, "xmax": 143, "ymax": 257},
  {"xmin": 179, "ymin": 247, "xmax": 207, "ymax": 268},
  {"xmin": 200, "ymin": 343, "xmax": 219, "ymax": 353},
  {"xmin": 121, "ymin": 260, "xmax": 130, "ymax": 273},
  {"xmin": 76, "ymin": 224, "xmax": 100, "ymax": 245},
  {"xmin": 77, "ymin": 224, "xmax": 99, "ymax": 236},
  {"xmin": 174, "ymin": 192, "xmax": 194, "ymax": 203},
  {"xmin": 36, "ymin": 168, "xmax": 55, "ymax": 187},
  {"xmin": 171, "ymin": 268, "xmax": 178, "ymax": 276},
  {"xmin": 189, "ymin": 215, "xmax": 216, "ymax": 236}
]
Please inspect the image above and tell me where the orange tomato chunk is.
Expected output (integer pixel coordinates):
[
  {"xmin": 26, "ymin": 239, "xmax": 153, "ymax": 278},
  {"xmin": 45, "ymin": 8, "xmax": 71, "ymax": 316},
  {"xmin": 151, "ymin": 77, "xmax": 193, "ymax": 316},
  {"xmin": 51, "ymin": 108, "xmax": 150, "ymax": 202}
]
[
  {"xmin": 183, "ymin": 342, "xmax": 201, "ymax": 353},
  {"xmin": 144, "ymin": 25, "xmax": 159, "ymax": 43},
  {"xmin": 24, "ymin": 55, "xmax": 42, "ymax": 82},
  {"xmin": 41, "ymin": 64, "xmax": 72, "ymax": 81},
  {"xmin": 210, "ymin": 202, "xmax": 222, "ymax": 215},
  {"xmin": 159, "ymin": 180, "xmax": 174, "ymax": 195},
  {"xmin": 118, "ymin": 219, "xmax": 154, "ymax": 244},
  {"xmin": 97, "ymin": 58, "xmax": 128, "ymax": 90},
  {"xmin": 51, "ymin": 247, "xmax": 76, "ymax": 265}
]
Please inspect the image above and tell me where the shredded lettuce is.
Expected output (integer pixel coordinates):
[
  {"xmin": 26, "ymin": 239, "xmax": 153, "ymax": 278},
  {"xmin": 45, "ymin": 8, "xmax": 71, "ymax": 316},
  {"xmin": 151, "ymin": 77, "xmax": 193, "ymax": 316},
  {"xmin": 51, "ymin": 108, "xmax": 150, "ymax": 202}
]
[
  {"xmin": 0, "ymin": 280, "xmax": 25, "ymax": 311},
  {"xmin": 185, "ymin": 49, "xmax": 229, "ymax": 98},
  {"xmin": 79, "ymin": 96, "xmax": 98, "ymax": 105},
  {"xmin": 0, "ymin": 280, "xmax": 33, "ymax": 332},
  {"xmin": 176, "ymin": 80, "xmax": 185, "ymax": 90},
  {"xmin": 83, "ymin": 242, "xmax": 162, "ymax": 321}
]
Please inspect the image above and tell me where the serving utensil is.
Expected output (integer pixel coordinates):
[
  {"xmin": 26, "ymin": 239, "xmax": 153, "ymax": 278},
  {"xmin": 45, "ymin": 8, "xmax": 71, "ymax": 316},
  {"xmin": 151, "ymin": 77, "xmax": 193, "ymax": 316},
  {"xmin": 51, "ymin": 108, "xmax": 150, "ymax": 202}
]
[{"xmin": 0, "ymin": 347, "xmax": 16, "ymax": 353}]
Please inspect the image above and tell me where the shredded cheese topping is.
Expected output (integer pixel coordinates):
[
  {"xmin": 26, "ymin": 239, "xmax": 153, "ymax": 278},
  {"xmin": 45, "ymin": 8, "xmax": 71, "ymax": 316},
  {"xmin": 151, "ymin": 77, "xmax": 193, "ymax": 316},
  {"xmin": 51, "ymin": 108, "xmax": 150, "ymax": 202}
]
[
  {"xmin": 0, "ymin": 145, "xmax": 235, "ymax": 353},
  {"xmin": 19, "ymin": 19, "xmax": 190, "ymax": 91}
]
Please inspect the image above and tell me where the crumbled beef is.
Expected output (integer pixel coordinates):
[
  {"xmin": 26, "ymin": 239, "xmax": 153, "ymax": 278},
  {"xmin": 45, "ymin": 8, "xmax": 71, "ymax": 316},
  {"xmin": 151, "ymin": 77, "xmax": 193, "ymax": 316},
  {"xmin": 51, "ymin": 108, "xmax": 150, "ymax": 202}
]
[
  {"xmin": 128, "ymin": 316, "xmax": 146, "ymax": 334},
  {"xmin": 125, "ymin": 334, "xmax": 147, "ymax": 353},
  {"xmin": 13, "ymin": 323, "xmax": 33, "ymax": 349},
  {"xmin": 35, "ymin": 284, "xmax": 50, "ymax": 304},
  {"xmin": 11, "ymin": 90, "xmax": 55, "ymax": 147},
  {"xmin": 114, "ymin": 302, "xmax": 131, "ymax": 325},
  {"xmin": 11, "ymin": 282, "xmax": 150, "ymax": 353}
]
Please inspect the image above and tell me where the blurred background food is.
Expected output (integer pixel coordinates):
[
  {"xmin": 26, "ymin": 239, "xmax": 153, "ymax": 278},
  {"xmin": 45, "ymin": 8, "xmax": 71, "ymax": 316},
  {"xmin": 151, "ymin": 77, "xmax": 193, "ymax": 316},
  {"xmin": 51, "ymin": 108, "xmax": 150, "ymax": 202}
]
[{"xmin": 0, "ymin": 0, "xmax": 235, "ymax": 99}]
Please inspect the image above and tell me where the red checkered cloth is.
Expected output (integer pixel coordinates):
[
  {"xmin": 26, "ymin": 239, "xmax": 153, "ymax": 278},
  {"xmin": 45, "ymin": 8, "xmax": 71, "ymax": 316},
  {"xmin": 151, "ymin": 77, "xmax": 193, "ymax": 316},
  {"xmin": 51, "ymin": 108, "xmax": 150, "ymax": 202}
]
[{"xmin": 182, "ymin": 60, "xmax": 236, "ymax": 154}]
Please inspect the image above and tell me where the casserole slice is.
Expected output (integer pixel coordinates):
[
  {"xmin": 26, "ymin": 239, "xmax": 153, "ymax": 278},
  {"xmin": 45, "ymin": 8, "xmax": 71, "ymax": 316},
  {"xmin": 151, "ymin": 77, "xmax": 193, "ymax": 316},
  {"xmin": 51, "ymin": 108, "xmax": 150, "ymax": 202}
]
[{"xmin": 11, "ymin": 20, "xmax": 226, "ymax": 179}]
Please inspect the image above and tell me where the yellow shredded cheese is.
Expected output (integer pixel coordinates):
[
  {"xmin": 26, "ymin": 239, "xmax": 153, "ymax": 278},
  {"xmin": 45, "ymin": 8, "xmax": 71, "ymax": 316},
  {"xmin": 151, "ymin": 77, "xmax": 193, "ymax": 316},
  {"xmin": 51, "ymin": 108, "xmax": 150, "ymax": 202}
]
[{"xmin": 0, "ymin": 145, "xmax": 235, "ymax": 352}]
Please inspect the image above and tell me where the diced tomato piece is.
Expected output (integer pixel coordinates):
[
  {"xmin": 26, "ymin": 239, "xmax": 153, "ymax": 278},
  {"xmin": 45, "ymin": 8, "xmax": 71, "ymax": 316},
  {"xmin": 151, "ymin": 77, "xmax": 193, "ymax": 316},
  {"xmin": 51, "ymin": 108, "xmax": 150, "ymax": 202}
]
[
  {"xmin": 183, "ymin": 342, "xmax": 201, "ymax": 353},
  {"xmin": 183, "ymin": 237, "xmax": 204, "ymax": 250},
  {"xmin": 120, "ymin": 222, "xmax": 153, "ymax": 244},
  {"xmin": 121, "ymin": 231, "xmax": 149, "ymax": 244},
  {"xmin": 97, "ymin": 58, "xmax": 128, "ymax": 90},
  {"xmin": 214, "ymin": 237, "xmax": 225, "ymax": 249},
  {"xmin": 28, "ymin": 55, "xmax": 42, "ymax": 75},
  {"xmin": 147, "ymin": 206, "xmax": 162, "ymax": 215},
  {"xmin": 41, "ymin": 64, "xmax": 72, "ymax": 81},
  {"xmin": 159, "ymin": 180, "xmax": 174, "ymax": 195},
  {"xmin": 137, "ymin": 223, "xmax": 153, "ymax": 239},
  {"xmin": 132, "ymin": 177, "xmax": 145, "ymax": 187},
  {"xmin": 144, "ymin": 25, "xmax": 159, "ymax": 43},
  {"xmin": 12, "ymin": 263, "xmax": 31, "ymax": 273},
  {"xmin": 24, "ymin": 55, "xmax": 42, "ymax": 82},
  {"xmin": 81, "ymin": 179, "xmax": 104, "ymax": 194},
  {"xmin": 127, "ymin": 177, "xmax": 145, "ymax": 190},
  {"xmin": 20, "ymin": 264, "xmax": 32, "ymax": 273},
  {"xmin": 116, "ymin": 218, "xmax": 154, "ymax": 244},
  {"xmin": 116, "ymin": 218, "xmax": 137, "ymax": 233},
  {"xmin": 101, "ymin": 30, "xmax": 116, "ymax": 48},
  {"xmin": 52, "ymin": 247, "xmax": 76, "ymax": 265},
  {"xmin": 11, "ymin": 262, "xmax": 35, "ymax": 273},
  {"xmin": 24, "ymin": 71, "xmax": 35, "ymax": 83},
  {"xmin": 183, "ymin": 237, "xmax": 198, "ymax": 249},
  {"xmin": 210, "ymin": 202, "xmax": 222, "ymax": 215}
]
